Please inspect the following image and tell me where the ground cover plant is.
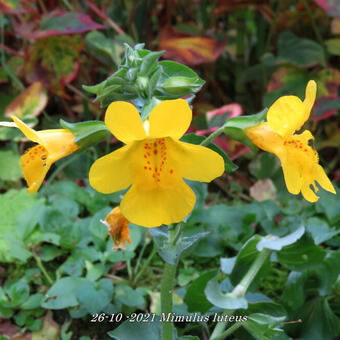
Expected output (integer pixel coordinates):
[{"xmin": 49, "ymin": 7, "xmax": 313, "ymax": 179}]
[{"xmin": 0, "ymin": 1, "xmax": 339, "ymax": 339}]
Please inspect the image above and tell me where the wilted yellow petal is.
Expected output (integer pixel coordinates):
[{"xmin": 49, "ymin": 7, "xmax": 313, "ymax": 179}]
[{"xmin": 105, "ymin": 207, "xmax": 131, "ymax": 249}]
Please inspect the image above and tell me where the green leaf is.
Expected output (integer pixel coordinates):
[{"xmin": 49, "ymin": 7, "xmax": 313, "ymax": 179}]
[
  {"xmin": 249, "ymin": 153, "xmax": 280, "ymax": 180},
  {"xmin": 256, "ymin": 226, "xmax": 305, "ymax": 251},
  {"xmin": 115, "ymin": 284, "xmax": 145, "ymax": 308},
  {"xmin": 221, "ymin": 257, "xmax": 236, "ymax": 274},
  {"xmin": 0, "ymin": 189, "xmax": 40, "ymax": 235},
  {"xmin": 86, "ymin": 31, "xmax": 118, "ymax": 64},
  {"xmin": 1, "ymin": 281, "xmax": 30, "ymax": 308},
  {"xmin": 205, "ymin": 276, "xmax": 248, "ymax": 310},
  {"xmin": 277, "ymin": 31, "xmax": 326, "ymax": 67},
  {"xmin": 276, "ymin": 234, "xmax": 326, "ymax": 271},
  {"xmin": 307, "ymin": 217, "xmax": 340, "ymax": 245},
  {"xmin": 325, "ymin": 38, "xmax": 340, "ymax": 56},
  {"xmin": 282, "ymin": 271, "xmax": 306, "ymax": 309},
  {"xmin": 181, "ymin": 133, "xmax": 237, "ymax": 172},
  {"xmin": 40, "ymin": 245, "xmax": 65, "ymax": 261},
  {"xmin": 292, "ymin": 297, "xmax": 340, "ymax": 340},
  {"xmin": 21, "ymin": 293, "xmax": 44, "ymax": 310},
  {"xmin": 0, "ymin": 149, "xmax": 22, "ymax": 181},
  {"xmin": 76, "ymin": 280, "xmax": 112, "ymax": 314},
  {"xmin": 41, "ymin": 277, "xmax": 86, "ymax": 309},
  {"xmin": 139, "ymin": 51, "xmax": 164, "ymax": 76},
  {"xmin": 150, "ymin": 226, "xmax": 210, "ymax": 265},
  {"xmin": 315, "ymin": 184, "xmax": 340, "ymax": 224},
  {"xmin": 108, "ymin": 318, "xmax": 162, "ymax": 340},
  {"xmin": 89, "ymin": 207, "xmax": 112, "ymax": 240},
  {"xmin": 184, "ymin": 270, "xmax": 217, "ymax": 313}
]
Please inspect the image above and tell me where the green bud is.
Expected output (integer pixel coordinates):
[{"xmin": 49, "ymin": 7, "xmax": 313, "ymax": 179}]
[{"xmin": 162, "ymin": 76, "xmax": 202, "ymax": 95}]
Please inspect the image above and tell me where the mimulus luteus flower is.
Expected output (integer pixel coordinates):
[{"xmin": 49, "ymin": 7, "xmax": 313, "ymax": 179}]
[
  {"xmin": 246, "ymin": 80, "xmax": 335, "ymax": 202},
  {"xmin": 89, "ymin": 99, "xmax": 224, "ymax": 227},
  {"xmin": 11, "ymin": 116, "xmax": 79, "ymax": 194}
]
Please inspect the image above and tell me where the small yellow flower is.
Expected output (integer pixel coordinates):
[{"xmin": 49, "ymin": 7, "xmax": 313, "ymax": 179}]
[
  {"xmin": 11, "ymin": 116, "xmax": 79, "ymax": 194},
  {"xmin": 102, "ymin": 207, "xmax": 131, "ymax": 249},
  {"xmin": 89, "ymin": 99, "xmax": 224, "ymax": 227},
  {"xmin": 246, "ymin": 80, "xmax": 336, "ymax": 202}
]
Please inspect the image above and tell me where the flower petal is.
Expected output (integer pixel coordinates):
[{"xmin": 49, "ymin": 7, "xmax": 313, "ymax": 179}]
[
  {"xmin": 21, "ymin": 145, "xmax": 51, "ymax": 194},
  {"xmin": 245, "ymin": 123, "xmax": 285, "ymax": 157},
  {"xmin": 173, "ymin": 141, "xmax": 224, "ymax": 182},
  {"xmin": 89, "ymin": 144, "xmax": 134, "ymax": 194},
  {"xmin": 105, "ymin": 101, "xmax": 146, "ymax": 143},
  {"xmin": 11, "ymin": 116, "xmax": 41, "ymax": 143},
  {"xmin": 301, "ymin": 183, "xmax": 319, "ymax": 202},
  {"xmin": 303, "ymin": 80, "xmax": 316, "ymax": 119},
  {"xmin": 120, "ymin": 179, "xmax": 196, "ymax": 227},
  {"xmin": 37, "ymin": 129, "xmax": 79, "ymax": 162},
  {"xmin": 148, "ymin": 99, "xmax": 192, "ymax": 139},
  {"xmin": 314, "ymin": 164, "xmax": 336, "ymax": 194},
  {"xmin": 267, "ymin": 95, "xmax": 306, "ymax": 137},
  {"xmin": 281, "ymin": 158, "xmax": 302, "ymax": 195}
]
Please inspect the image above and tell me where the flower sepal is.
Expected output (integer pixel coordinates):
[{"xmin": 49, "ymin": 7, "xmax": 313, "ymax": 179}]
[
  {"xmin": 223, "ymin": 108, "xmax": 268, "ymax": 151},
  {"xmin": 60, "ymin": 120, "xmax": 109, "ymax": 149}
]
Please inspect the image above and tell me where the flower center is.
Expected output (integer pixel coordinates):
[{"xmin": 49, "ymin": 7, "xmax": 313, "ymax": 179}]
[{"xmin": 142, "ymin": 138, "xmax": 173, "ymax": 184}]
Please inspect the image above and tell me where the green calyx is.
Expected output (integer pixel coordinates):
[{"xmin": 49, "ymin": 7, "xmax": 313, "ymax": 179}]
[{"xmin": 60, "ymin": 120, "xmax": 109, "ymax": 149}]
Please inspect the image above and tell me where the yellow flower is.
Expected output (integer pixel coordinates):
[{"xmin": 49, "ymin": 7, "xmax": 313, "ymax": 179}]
[
  {"xmin": 11, "ymin": 116, "xmax": 80, "ymax": 194},
  {"xmin": 89, "ymin": 99, "xmax": 224, "ymax": 227},
  {"xmin": 102, "ymin": 207, "xmax": 131, "ymax": 249},
  {"xmin": 246, "ymin": 80, "xmax": 335, "ymax": 202}
]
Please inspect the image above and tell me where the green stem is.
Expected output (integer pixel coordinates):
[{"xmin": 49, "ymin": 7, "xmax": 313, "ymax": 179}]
[
  {"xmin": 302, "ymin": 0, "xmax": 327, "ymax": 54},
  {"xmin": 172, "ymin": 223, "xmax": 183, "ymax": 245},
  {"xmin": 210, "ymin": 310, "xmax": 233, "ymax": 340},
  {"xmin": 133, "ymin": 245, "xmax": 157, "ymax": 285},
  {"xmin": 209, "ymin": 248, "xmax": 271, "ymax": 340},
  {"xmin": 32, "ymin": 253, "xmax": 53, "ymax": 285},
  {"xmin": 200, "ymin": 126, "xmax": 225, "ymax": 146},
  {"xmin": 133, "ymin": 241, "xmax": 148, "ymax": 277},
  {"xmin": 161, "ymin": 262, "xmax": 177, "ymax": 340},
  {"xmin": 212, "ymin": 322, "xmax": 243, "ymax": 340},
  {"xmin": 238, "ymin": 248, "xmax": 271, "ymax": 291},
  {"xmin": 126, "ymin": 259, "xmax": 133, "ymax": 280}
]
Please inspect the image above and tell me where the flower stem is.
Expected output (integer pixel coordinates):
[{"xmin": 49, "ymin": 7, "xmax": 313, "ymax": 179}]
[
  {"xmin": 160, "ymin": 224, "xmax": 184, "ymax": 340},
  {"xmin": 209, "ymin": 248, "xmax": 271, "ymax": 340},
  {"xmin": 161, "ymin": 262, "xmax": 176, "ymax": 340},
  {"xmin": 238, "ymin": 248, "xmax": 271, "ymax": 291},
  {"xmin": 32, "ymin": 252, "xmax": 53, "ymax": 285},
  {"xmin": 133, "ymin": 245, "xmax": 157, "ymax": 285},
  {"xmin": 209, "ymin": 310, "xmax": 233, "ymax": 340},
  {"xmin": 302, "ymin": 0, "xmax": 327, "ymax": 53},
  {"xmin": 200, "ymin": 126, "xmax": 225, "ymax": 146},
  {"xmin": 212, "ymin": 322, "xmax": 243, "ymax": 340}
]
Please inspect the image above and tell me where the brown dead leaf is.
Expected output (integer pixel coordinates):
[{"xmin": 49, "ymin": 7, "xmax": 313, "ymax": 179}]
[
  {"xmin": 32, "ymin": 313, "xmax": 60, "ymax": 340},
  {"xmin": 159, "ymin": 26, "xmax": 226, "ymax": 66}
]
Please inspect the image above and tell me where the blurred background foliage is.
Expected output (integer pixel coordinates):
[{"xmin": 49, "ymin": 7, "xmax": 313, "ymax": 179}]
[{"xmin": 0, "ymin": 0, "xmax": 339, "ymax": 339}]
